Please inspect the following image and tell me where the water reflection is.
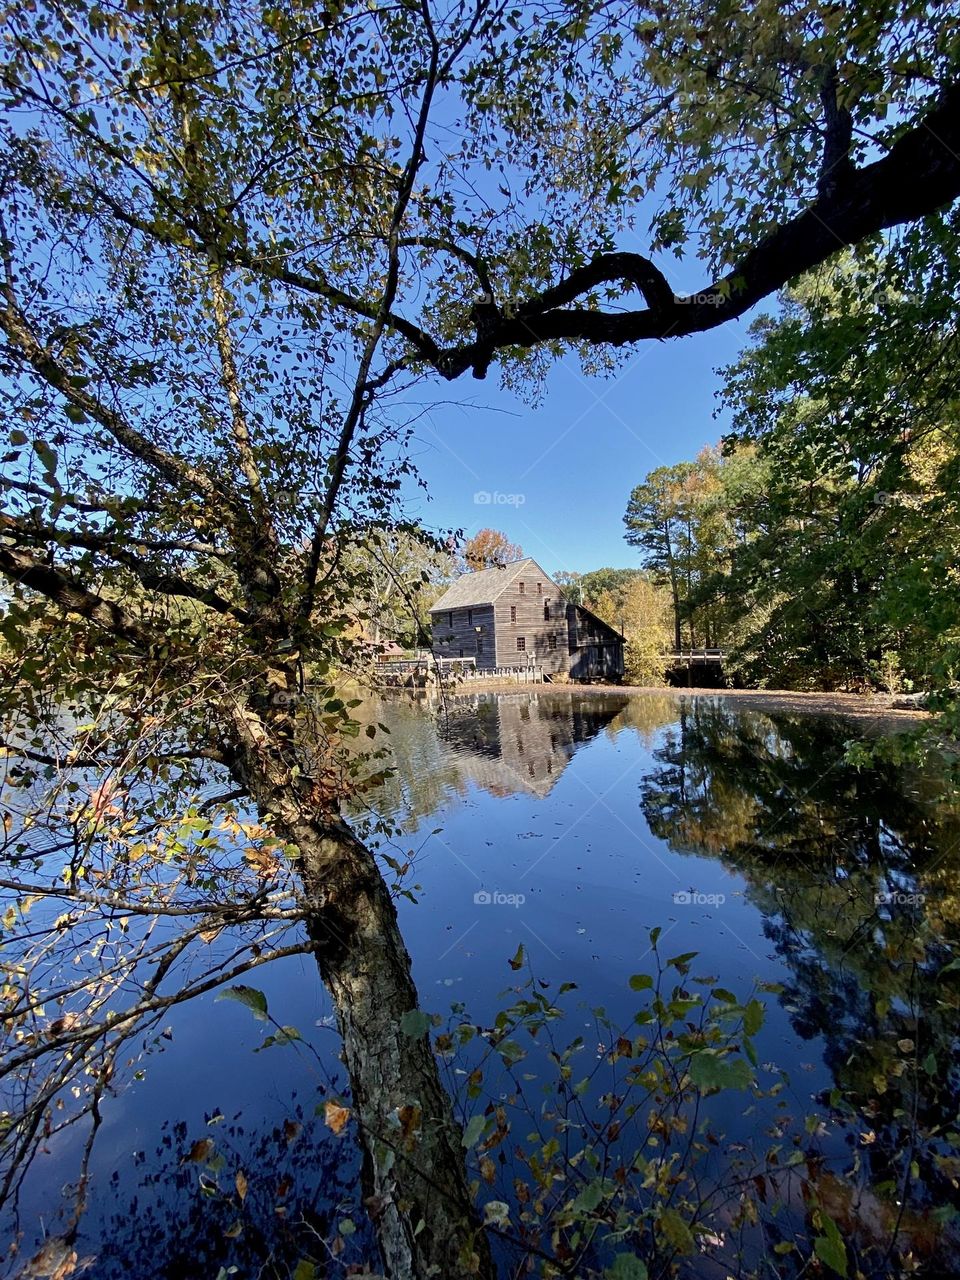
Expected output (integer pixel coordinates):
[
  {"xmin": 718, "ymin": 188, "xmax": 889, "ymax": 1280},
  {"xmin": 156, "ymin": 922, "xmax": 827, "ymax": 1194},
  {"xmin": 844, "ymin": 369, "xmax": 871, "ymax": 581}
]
[
  {"xmin": 637, "ymin": 699, "xmax": 960, "ymax": 1255},
  {"xmin": 360, "ymin": 690, "xmax": 656, "ymax": 818},
  {"xmin": 11, "ymin": 691, "xmax": 960, "ymax": 1277},
  {"xmin": 435, "ymin": 690, "xmax": 632, "ymax": 797},
  {"xmin": 369, "ymin": 692, "xmax": 960, "ymax": 1268}
]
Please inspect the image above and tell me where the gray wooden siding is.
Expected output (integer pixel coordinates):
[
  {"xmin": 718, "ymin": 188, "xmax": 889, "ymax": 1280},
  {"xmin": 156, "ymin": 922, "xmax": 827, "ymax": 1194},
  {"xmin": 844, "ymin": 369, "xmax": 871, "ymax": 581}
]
[
  {"xmin": 567, "ymin": 605, "xmax": 625, "ymax": 680},
  {"xmin": 430, "ymin": 603, "xmax": 497, "ymax": 668},
  {"xmin": 492, "ymin": 576, "xmax": 569, "ymax": 673}
]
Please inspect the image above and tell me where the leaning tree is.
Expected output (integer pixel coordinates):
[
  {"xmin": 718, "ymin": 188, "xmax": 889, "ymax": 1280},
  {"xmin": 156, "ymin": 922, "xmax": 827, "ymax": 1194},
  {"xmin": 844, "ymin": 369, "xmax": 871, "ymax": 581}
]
[{"xmin": 1, "ymin": 0, "xmax": 959, "ymax": 1275}]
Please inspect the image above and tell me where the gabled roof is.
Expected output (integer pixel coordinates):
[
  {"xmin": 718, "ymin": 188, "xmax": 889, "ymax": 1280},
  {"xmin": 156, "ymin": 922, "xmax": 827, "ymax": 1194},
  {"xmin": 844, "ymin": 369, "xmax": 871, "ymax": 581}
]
[
  {"xmin": 429, "ymin": 557, "xmax": 549, "ymax": 612},
  {"xmin": 572, "ymin": 602, "xmax": 625, "ymax": 641}
]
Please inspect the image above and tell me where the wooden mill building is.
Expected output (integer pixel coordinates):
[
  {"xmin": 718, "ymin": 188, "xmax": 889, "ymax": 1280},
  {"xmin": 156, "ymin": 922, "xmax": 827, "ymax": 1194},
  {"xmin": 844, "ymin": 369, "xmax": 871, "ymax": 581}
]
[{"xmin": 429, "ymin": 557, "xmax": 625, "ymax": 681}]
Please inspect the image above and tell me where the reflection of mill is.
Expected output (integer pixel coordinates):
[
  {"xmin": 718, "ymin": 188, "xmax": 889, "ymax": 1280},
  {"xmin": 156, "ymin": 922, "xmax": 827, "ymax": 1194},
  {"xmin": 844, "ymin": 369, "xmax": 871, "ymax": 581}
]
[{"xmin": 437, "ymin": 691, "xmax": 630, "ymax": 798}]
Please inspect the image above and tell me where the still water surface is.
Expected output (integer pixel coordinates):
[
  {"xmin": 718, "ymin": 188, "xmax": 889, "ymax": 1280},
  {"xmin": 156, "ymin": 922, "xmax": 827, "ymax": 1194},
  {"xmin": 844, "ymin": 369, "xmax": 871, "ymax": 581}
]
[{"xmin": 17, "ymin": 690, "xmax": 960, "ymax": 1275}]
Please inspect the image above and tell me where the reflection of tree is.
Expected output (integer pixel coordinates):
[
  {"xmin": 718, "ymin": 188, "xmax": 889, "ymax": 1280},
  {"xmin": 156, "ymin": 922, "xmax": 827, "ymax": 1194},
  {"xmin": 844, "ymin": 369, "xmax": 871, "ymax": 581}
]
[
  {"xmin": 90, "ymin": 1104, "xmax": 370, "ymax": 1279},
  {"xmin": 638, "ymin": 699, "xmax": 960, "ymax": 1240},
  {"xmin": 605, "ymin": 691, "xmax": 688, "ymax": 746}
]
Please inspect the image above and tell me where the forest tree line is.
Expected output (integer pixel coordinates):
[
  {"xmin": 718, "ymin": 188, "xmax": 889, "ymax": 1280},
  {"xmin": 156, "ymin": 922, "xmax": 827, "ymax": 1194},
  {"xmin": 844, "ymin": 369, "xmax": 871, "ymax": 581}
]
[{"xmin": 616, "ymin": 256, "xmax": 960, "ymax": 693}]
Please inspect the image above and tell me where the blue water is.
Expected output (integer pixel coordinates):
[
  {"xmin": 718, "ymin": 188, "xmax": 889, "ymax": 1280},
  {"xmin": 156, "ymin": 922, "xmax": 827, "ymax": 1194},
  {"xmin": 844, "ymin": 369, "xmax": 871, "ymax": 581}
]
[{"xmin": 7, "ymin": 689, "xmax": 958, "ymax": 1277}]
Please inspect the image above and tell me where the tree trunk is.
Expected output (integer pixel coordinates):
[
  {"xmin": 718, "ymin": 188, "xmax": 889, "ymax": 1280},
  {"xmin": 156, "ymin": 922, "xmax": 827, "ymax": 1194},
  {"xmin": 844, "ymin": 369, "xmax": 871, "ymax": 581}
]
[
  {"xmin": 231, "ymin": 737, "xmax": 488, "ymax": 1274},
  {"xmin": 228, "ymin": 696, "xmax": 494, "ymax": 1278},
  {"xmin": 299, "ymin": 823, "xmax": 493, "ymax": 1280}
]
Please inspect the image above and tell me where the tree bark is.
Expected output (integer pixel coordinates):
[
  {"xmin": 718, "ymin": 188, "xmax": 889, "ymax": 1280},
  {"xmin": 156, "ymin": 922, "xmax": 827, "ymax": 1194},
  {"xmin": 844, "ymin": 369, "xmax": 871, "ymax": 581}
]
[
  {"xmin": 300, "ymin": 824, "xmax": 493, "ymax": 1280},
  {"xmin": 232, "ymin": 723, "xmax": 494, "ymax": 1280}
]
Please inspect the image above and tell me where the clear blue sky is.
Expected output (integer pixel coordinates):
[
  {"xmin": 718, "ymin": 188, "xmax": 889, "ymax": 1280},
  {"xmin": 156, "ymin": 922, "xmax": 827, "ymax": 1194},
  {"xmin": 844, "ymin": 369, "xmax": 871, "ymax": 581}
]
[{"xmin": 403, "ymin": 303, "xmax": 769, "ymax": 576}]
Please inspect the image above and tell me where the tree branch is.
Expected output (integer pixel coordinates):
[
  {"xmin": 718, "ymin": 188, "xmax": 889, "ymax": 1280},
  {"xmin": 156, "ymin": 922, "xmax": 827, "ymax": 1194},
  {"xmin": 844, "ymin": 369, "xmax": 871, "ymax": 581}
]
[
  {"xmin": 1, "ymin": 515, "xmax": 251, "ymax": 622},
  {"xmin": 430, "ymin": 76, "xmax": 960, "ymax": 378},
  {"xmin": 817, "ymin": 64, "xmax": 855, "ymax": 200},
  {"xmin": 0, "ymin": 543, "xmax": 151, "ymax": 646},
  {"xmin": 0, "ymin": 273, "xmax": 218, "ymax": 502}
]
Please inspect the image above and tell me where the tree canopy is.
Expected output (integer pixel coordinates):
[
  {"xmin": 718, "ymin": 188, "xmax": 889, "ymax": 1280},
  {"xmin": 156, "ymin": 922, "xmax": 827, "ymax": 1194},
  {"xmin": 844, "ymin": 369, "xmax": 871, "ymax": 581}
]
[
  {"xmin": 2, "ymin": 0, "xmax": 960, "ymax": 1274},
  {"xmin": 460, "ymin": 527, "xmax": 523, "ymax": 570},
  {"xmin": 621, "ymin": 253, "xmax": 960, "ymax": 692}
]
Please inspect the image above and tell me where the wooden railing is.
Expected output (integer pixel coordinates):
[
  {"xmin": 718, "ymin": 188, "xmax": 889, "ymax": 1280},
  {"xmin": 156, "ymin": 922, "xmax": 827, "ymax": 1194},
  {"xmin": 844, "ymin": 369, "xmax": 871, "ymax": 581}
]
[
  {"xmin": 461, "ymin": 665, "xmax": 543, "ymax": 683},
  {"xmin": 375, "ymin": 658, "xmax": 544, "ymax": 685},
  {"xmin": 666, "ymin": 649, "xmax": 726, "ymax": 663}
]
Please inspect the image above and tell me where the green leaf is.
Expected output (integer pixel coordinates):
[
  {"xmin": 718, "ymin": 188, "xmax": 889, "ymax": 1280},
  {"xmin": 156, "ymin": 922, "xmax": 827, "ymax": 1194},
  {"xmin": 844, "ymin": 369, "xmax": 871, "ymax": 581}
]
[
  {"xmin": 462, "ymin": 1114, "xmax": 487, "ymax": 1148},
  {"xmin": 497, "ymin": 1039, "xmax": 525, "ymax": 1066},
  {"xmin": 814, "ymin": 1214, "xmax": 848, "ymax": 1277},
  {"xmin": 711, "ymin": 987, "xmax": 738, "ymax": 1003},
  {"xmin": 605, "ymin": 1255, "xmax": 648, "ymax": 1280},
  {"xmin": 688, "ymin": 1052, "xmax": 753, "ymax": 1091},
  {"xmin": 743, "ymin": 998, "xmax": 764, "ymax": 1035},
  {"xmin": 256, "ymin": 1025, "xmax": 302, "ymax": 1051},
  {"xmin": 628, "ymin": 973, "xmax": 653, "ymax": 991},
  {"xmin": 572, "ymin": 1179, "xmax": 604, "ymax": 1213},
  {"xmin": 658, "ymin": 1207, "xmax": 695, "ymax": 1254},
  {"xmin": 217, "ymin": 985, "xmax": 268, "ymax": 1021}
]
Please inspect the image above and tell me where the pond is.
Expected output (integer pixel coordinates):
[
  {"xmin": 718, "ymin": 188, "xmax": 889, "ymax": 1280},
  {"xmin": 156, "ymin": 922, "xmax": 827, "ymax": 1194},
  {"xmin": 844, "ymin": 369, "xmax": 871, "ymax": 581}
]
[{"xmin": 7, "ymin": 690, "xmax": 960, "ymax": 1278}]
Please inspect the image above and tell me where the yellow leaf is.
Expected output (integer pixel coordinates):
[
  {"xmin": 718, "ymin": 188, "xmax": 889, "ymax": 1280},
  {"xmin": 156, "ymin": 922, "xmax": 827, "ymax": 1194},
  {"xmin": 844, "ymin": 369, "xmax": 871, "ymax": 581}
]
[
  {"xmin": 324, "ymin": 1101, "xmax": 351, "ymax": 1135},
  {"xmin": 235, "ymin": 1169, "xmax": 248, "ymax": 1201}
]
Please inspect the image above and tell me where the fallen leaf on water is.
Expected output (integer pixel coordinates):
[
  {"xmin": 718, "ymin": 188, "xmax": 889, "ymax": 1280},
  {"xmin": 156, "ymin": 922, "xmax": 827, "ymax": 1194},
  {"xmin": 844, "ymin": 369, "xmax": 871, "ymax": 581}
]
[
  {"xmin": 324, "ymin": 1101, "xmax": 351, "ymax": 1135},
  {"xmin": 235, "ymin": 1169, "xmax": 248, "ymax": 1201}
]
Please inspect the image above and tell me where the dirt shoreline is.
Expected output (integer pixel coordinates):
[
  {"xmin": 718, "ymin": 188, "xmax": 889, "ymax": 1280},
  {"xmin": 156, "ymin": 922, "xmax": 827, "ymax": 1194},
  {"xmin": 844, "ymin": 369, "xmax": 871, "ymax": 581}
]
[
  {"xmin": 439, "ymin": 680, "xmax": 930, "ymax": 728},
  {"xmin": 632, "ymin": 684, "xmax": 928, "ymax": 722}
]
